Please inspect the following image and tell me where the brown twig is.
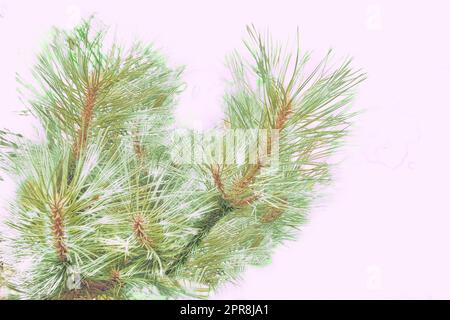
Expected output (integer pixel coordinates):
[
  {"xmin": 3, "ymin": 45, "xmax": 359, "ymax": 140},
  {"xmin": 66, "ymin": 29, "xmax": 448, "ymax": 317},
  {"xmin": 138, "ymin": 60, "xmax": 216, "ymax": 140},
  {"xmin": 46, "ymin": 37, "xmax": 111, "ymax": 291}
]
[
  {"xmin": 268, "ymin": 98, "xmax": 292, "ymax": 156},
  {"xmin": 60, "ymin": 269, "xmax": 123, "ymax": 300},
  {"xmin": 274, "ymin": 98, "xmax": 293, "ymax": 130},
  {"xmin": 131, "ymin": 121, "xmax": 146, "ymax": 162},
  {"xmin": 211, "ymin": 164, "xmax": 226, "ymax": 196},
  {"xmin": 210, "ymin": 97, "xmax": 292, "ymax": 206},
  {"xmin": 132, "ymin": 214, "xmax": 154, "ymax": 248},
  {"xmin": 110, "ymin": 269, "xmax": 121, "ymax": 285},
  {"xmin": 229, "ymin": 97, "xmax": 292, "ymax": 203},
  {"xmin": 231, "ymin": 193, "xmax": 260, "ymax": 206},
  {"xmin": 260, "ymin": 207, "xmax": 283, "ymax": 223},
  {"xmin": 132, "ymin": 131, "xmax": 145, "ymax": 161},
  {"xmin": 230, "ymin": 161, "xmax": 262, "ymax": 195},
  {"xmin": 211, "ymin": 164, "xmax": 260, "ymax": 206},
  {"xmin": 50, "ymin": 195, "xmax": 67, "ymax": 262}
]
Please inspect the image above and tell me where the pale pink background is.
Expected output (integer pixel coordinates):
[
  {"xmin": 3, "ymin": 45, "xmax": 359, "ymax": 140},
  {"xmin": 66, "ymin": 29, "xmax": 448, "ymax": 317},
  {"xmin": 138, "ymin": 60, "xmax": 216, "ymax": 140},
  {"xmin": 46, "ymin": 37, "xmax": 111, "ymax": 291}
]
[{"xmin": 0, "ymin": 0, "xmax": 449, "ymax": 299}]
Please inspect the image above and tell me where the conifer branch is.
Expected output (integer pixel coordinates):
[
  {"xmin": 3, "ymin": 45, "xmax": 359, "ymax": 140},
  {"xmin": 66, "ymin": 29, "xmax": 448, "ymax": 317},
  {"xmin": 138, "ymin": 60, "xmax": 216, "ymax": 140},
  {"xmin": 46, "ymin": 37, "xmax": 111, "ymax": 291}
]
[
  {"xmin": 231, "ymin": 94, "xmax": 292, "ymax": 193},
  {"xmin": 0, "ymin": 20, "xmax": 365, "ymax": 299},
  {"xmin": 230, "ymin": 161, "xmax": 262, "ymax": 195}
]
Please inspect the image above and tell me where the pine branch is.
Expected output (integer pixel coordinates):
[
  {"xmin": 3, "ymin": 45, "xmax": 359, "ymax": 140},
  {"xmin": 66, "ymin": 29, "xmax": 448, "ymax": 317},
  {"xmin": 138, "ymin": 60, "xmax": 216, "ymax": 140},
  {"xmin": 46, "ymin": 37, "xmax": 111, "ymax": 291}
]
[{"xmin": 173, "ymin": 26, "xmax": 365, "ymax": 287}]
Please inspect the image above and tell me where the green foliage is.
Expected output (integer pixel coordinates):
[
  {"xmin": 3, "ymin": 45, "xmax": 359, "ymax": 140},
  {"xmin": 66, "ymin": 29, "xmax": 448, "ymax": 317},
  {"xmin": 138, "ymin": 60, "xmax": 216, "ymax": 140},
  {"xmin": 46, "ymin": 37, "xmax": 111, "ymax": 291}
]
[{"xmin": 0, "ymin": 21, "xmax": 365, "ymax": 299}]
